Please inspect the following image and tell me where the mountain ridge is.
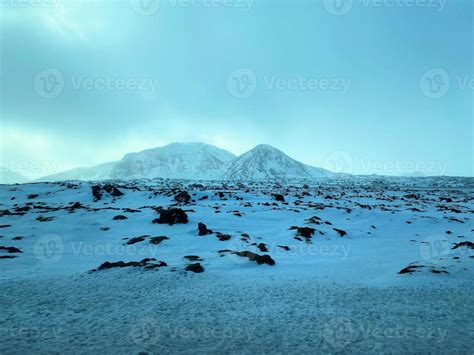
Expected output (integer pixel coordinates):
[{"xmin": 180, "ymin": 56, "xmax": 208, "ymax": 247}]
[
  {"xmin": 221, "ymin": 144, "xmax": 331, "ymax": 180},
  {"xmin": 34, "ymin": 142, "xmax": 333, "ymax": 182},
  {"xmin": 110, "ymin": 142, "xmax": 236, "ymax": 180},
  {"xmin": 0, "ymin": 167, "xmax": 30, "ymax": 184}
]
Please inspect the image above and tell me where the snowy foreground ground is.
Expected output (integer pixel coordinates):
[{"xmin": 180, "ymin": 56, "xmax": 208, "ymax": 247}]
[{"xmin": 0, "ymin": 177, "xmax": 473, "ymax": 353}]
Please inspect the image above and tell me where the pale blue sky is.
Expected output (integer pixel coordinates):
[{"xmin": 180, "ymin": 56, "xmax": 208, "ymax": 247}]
[{"xmin": 0, "ymin": 0, "xmax": 472, "ymax": 177}]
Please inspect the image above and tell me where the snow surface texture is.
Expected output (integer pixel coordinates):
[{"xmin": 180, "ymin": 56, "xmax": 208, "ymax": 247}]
[
  {"xmin": 35, "ymin": 142, "xmax": 332, "ymax": 182},
  {"xmin": 0, "ymin": 177, "xmax": 473, "ymax": 353}
]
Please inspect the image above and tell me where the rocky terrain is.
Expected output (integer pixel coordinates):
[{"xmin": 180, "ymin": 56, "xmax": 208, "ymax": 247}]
[{"xmin": 0, "ymin": 176, "xmax": 473, "ymax": 353}]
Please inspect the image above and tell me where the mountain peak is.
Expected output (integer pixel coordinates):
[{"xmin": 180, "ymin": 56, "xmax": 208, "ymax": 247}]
[
  {"xmin": 251, "ymin": 144, "xmax": 280, "ymax": 151},
  {"xmin": 221, "ymin": 144, "xmax": 330, "ymax": 180},
  {"xmin": 35, "ymin": 142, "xmax": 332, "ymax": 182},
  {"xmin": 111, "ymin": 142, "xmax": 236, "ymax": 180},
  {"xmin": 164, "ymin": 142, "xmax": 209, "ymax": 148},
  {"xmin": 249, "ymin": 144, "xmax": 290, "ymax": 155}
]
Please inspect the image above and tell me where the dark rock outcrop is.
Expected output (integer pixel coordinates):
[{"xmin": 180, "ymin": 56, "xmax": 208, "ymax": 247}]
[
  {"xmin": 198, "ymin": 222, "xmax": 213, "ymax": 236},
  {"xmin": 152, "ymin": 208, "xmax": 188, "ymax": 225},
  {"xmin": 451, "ymin": 241, "xmax": 474, "ymax": 250},
  {"xmin": 333, "ymin": 228, "xmax": 347, "ymax": 237},
  {"xmin": 174, "ymin": 191, "xmax": 191, "ymax": 204},
  {"xmin": 216, "ymin": 233, "xmax": 231, "ymax": 241},
  {"xmin": 0, "ymin": 246, "xmax": 22, "ymax": 253},
  {"xmin": 185, "ymin": 263, "xmax": 205, "ymax": 273},
  {"xmin": 149, "ymin": 236, "xmax": 169, "ymax": 245},
  {"xmin": 91, "ymin": 185, "xmax": 102, "ymax": 201},
  {"xmin": 273, "ymin": 194, "xmax": 285, "ymax": 202},
  {"xmin": 92, "ymin": 184, "xmax": 123, "ymax": 201},
  {"xmin": 93, "ymin": 258, "xmax": 167, "ymax": 271},
  {"xmin": 233, "ymin": 251, "xmax": 275, "ymax": 265},
  {"xmin": 103, "ymin": 184, "xmax": 123, "ymax": 197},
  {"xmin": 126, "ymin": 236, "xmax": 146, "ymax": 245},
  {"xmin": 290, "ymin": 226, "xmax": 315, "ymax": 241}
]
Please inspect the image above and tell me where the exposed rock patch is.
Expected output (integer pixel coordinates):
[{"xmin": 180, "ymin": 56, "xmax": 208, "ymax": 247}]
[
  {"xmin": 152, "ymin": 208, "xmax": 188, "ymax": 225},
  {"xmin": 198, "ymin": 222, "xmax": 213, "ymax": 236},
  {"xmin": 93, "ymin": 258, "xmax": 167, "ymax": 271},
  {"xmin": 149, "ymin": 236, "xmax": 169, "ymax": 245},
  {"xmin": 174, "ymin": 191, "xmax": 191, "ymax": 204},
  {"xmin": 185, "ymin": 263, "xmax": 205, "ymax": 273},
  {"xmin": 0, "ymin": 246, "xmax": 22, "ymax": 253},
  {"xmin": 233, "ymin": 251, "xmax": 275, "ymax": 266}
]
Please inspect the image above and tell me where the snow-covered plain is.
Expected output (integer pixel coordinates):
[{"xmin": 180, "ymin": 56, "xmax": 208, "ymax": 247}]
[{"xmin": 0, "ymin": 177, "xmax": 473, "ymax": 353}]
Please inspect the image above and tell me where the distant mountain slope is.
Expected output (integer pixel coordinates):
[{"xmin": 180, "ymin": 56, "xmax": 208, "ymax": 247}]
[
  {"xmin": 36, "ymin": 142, "xmax": 334, "ymax": 182},
  {"xmin": 110, "ymin": 142, "xmax": 236, "ymax": 180},
  {"xmin": 221, "ymin": 144, "xmax": 332, "ymax": 180},
  {"xmin": 0, "ymin": 167, "xmax": 30, "ymax": 184},
  {"xmin": 36, "ymin": 162, "xmax": 117, "ymax": 182}
]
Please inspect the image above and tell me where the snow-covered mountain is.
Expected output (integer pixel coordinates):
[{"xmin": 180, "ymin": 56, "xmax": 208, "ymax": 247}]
[
  {"xmin": 35, "ymin": 142, "xmax": 333, "ymax": 182},
  {"xmin": 110, "ymin": 142, "xmax": 236, "ymax": 180},
  {"xmin": 221, "ymin": 144, "xmax": 332, "ymax": 180},
  {"xmin": 0, "ymin": 167, "xmax": 30, "ymax": 184},
  {"xmin": 36, "ymin": 162, "xmax": 117, "ymax": 182}
]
